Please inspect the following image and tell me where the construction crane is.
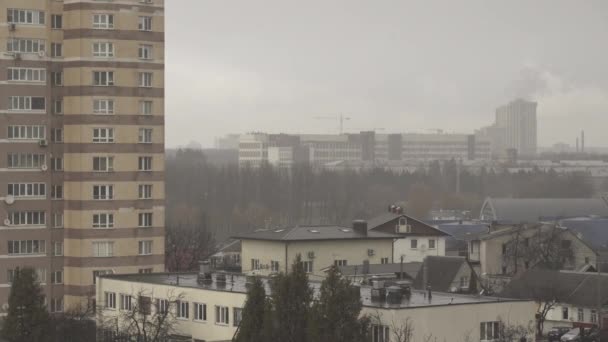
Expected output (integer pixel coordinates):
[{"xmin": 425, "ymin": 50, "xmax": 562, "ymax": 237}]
[{"xmin": 314, "ymin": 114, "xmax": 351, "ymax": 134}]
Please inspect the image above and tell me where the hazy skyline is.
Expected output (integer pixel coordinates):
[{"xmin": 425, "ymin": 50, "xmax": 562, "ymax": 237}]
[{"xmin": 166, "ymin": 0, "xmax": 608, "ymax": 148}]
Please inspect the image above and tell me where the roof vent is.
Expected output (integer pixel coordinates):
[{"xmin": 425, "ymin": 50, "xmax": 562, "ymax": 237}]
[{"xmin": 352, "ymin": 220, "xmax": 368, "ymax": 236}]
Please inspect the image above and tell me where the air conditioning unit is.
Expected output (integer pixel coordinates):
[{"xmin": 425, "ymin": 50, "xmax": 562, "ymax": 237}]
[
  {"xmin": 307, "ymin": 251, "xmax": 315, "ymax": 259},
  {"xmin": 39, "ymin": 139, "xmax": 48, "ymax": 147},
  {"xmin": 367, "ymin": 249, "xmax": 375, "ymax": 256},
  {"xmin": 9, "ymin": 23, "xmax": 16, "ymax": 31}
]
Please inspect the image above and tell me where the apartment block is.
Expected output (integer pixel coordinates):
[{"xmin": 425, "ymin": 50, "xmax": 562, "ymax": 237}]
[{"xmin": 0, "ymin": 0, "xmax": 165, "ymax": 312}]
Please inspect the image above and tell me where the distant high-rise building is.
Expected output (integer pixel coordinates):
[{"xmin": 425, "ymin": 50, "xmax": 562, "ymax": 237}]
[
  {"xmin": 495, "ymin": 99, "xmax": 537, "ymax": 156},
  {"xmin": 0, "ymin": 0, "xmax": 165, "ymax": 312}
]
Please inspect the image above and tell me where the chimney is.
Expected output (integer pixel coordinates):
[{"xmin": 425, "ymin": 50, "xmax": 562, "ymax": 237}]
[
  {"xmin": 352, "ymin": 220, "xmax": 368, "ymax": 236},
  {"xmin": 576, "ymin": 138, "xmax": 579, "ymax": 153},
  {"xmin": 581, "ymin": 130, "xmax": 585, "ymax": 153}
]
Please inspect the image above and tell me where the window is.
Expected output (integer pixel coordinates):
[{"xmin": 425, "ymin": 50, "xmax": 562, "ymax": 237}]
[
  {"xmin": 7, "ymin": 9, "xmax": 45, "ymax": 25},
  {"xmin": 429, "ymin": 239, "xmax": 436, "ymax": 249},
  {"xmin": 93, "ymin": 156, "xmax": 114, "ymax": 172},
  {"xmin": 502, "ymin": 243, "xmax": 506, "ymax": 255},
  {"xmin": 138, "ymin": 213, "xmax": 153, "ymax": 227},
  {"xmin": 51, "ymin": 43, "xmax": 62, "ymax": 57},
  {"xmin": 120, "ymin": 294, "xmax": 132, "ymax": 311},
  {"xmin": 334, "ymin": 260, "xmax": 347, "ymax": 267},
  {"xmin": 139, "ymin": 72, "xmax": 153, "ymax": 87},
  {"xmin": 177, "ymin": 301, "xmax": 189, "ymax": 319},
  {"xmin": 591, "ymin": 310, "xmax": 597, "ymax": 323},
  {"xmin": 300, "ymin": 260, "xmax": 313, "ymax": 273},
  {"xmin": 6, "ymin": 39, "xmax": 46, "ymax": 53},
  {"xmin": 51, "ymin": 128, "xmax": 63, "ymax": 143},
  {"xmin": 51, "ymin": 157, "xmax": 63, "ymax": 171},
  {"xmin": 35, "ymin": 269, "xmax": 46, "ymax": 283},
  {"xmin": 93, "ymin": 270, "xmax": 113, "ymax": 285},
  {"xmin": 51, "ymin": 14, "xmax": 62, "ymax": 29},
  {"xmin": 138, "ymin": 128, "xmax": 153, "ymax": 143},
  {"xmin": 93, "ymin": 71, "xmax": 114, "ymax": 86},
  {"xmin": 50, "ymin": 298, "xmax": 63, "ymax": 313},
  {"xmin": 138, "ymin": 184, "xmax": 152, "ymax": 199},
  {"xmin": 138, "ymin": 268, "xmax": 153, "ymax": 274},
  {"xmin": 215, "ymin": 306, "xmax": 229, "ymax": 325},
  {"xmin": 562, "ymin": 307, "xmax": 569, "ymax": 320},
  {"xmin": 92, "ymin": 42, "xmax": 114, "ymax": 57},
  {"xmin": 8, "ymin": 183, "xmax": 46, "ymax": 198},
  {"xmin": 8, "ymin": 125, "xmax": 46, "ymax": 140},
  {"xmin": 93, "ymin": 128, "xmax": 114, "ymax": 143},
  {"xmin": 251, "ymin": 259, "xmax": 260, "ymax": 270},
  {"xmin": 93, "ymin": 99, "xmax": 114, "ymax": 114},
  {"xmin": 194, "ymin": 303, "xmax": 207, "ymax": 321},
  {"xmin": 53, "ymin": 99, "xmax": 63, "ymax": 115},
  {"xmin": 53, "ymin": 242, "xmax": 63, "ymax": 256},
  {"xmin": 138, "ymin": 156, "xmax": 153, "ymax": 171},
  {"xmin": 51, "ymin": 185, "xmax": 63, "ymax": 199},
  {"xmin": 93, "ymin": 14, "xmax": 114, "ymax": 29},
  {"xmin": 138, "ymin": 44, "xmax": 152, "ymax": 59},
  {"xmin": 271, "ymin": 260, "xmax": 280, "ymax": 272},
  {"xmin": 53, "ymin": 213, "xmax": 63, "ymax": 228},
  {"xmin": 51, "ymin": 71, "xmax": 63, "ymax": 86},
  {"xmin": 410, "ymin": 239, "xmax": 418, "ymax": 249},
  {"xmin": 105, "ymin": 292, "xmax": 116, "ymax": 309},
  {"xmin": 92, "ymin": 241, "xmax": 114, "ymax": 257},
  {"xmin": 140, "ymin": 100, "xmax": 153, "ymax": 115},
  {"xmin": 578, "ymin": 308, "xmax": 584, "ymax": 322},
  {"xmin": 138, "ymin": 16, "xmax": 152, "ymax": 31},
  {"xmin": 51, "ymin": 270, "xmax": 63, "ymax": 284},
  {"xmin": 93, "ymin": 213, "xmax": 114, "ymax": 229},
  {"xmin": 139, "ymin": 296, "xmax": 151, "ymax": 315},
  {"xmin": 93, "ymin": 185, "xmax": 113, "ymax": 200},
  {"xmin": 371, "ymin": 325, "xmax": 390, "ymax": 342},
  {"xmin": 155, "ymin": 299, "xmax": 169, "ymax": 314},
  {"xmin": 8, "ymin": 211, "xmax": 46, "ymax": 226},
  {"xmin": 233, "ymin": 308, "xmax": 243, "ymax": 327},
  {"xmin": 480, "ymin": 321, "xmax": 499, "ymax": 341},
  {"xmin": 7, "ymin": 270, "xmax": 16, "ymax": 283},
  {"xmin": 7, "ymin": 240, "xmax": 46, "ymax": 255},
  {"xmin": 7, "ymin": 153, "xmax": 46, "ymax": 169},
  {"xmin": 381, "ymin": 257, "xmax": 389, "ymax": 264},
  {"xmin": 7, "ymin": 68, "xmax": 46, "ymax": 82},
  {"xmin": 138, "ymin": 240, "xmax": 152, "ymax": 255},
  {"xmin": 8, "ymin": 96, "xmax": 45, "ymax": 111}
]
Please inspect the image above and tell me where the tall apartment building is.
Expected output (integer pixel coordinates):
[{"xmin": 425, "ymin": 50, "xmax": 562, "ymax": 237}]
[
  {"xmin": 495, "ymin": 98, "xmax": 537, "ymax": 157},
  {"xmin": 0, "ymin": 0, "xmax": 165, "ymax": 312}
]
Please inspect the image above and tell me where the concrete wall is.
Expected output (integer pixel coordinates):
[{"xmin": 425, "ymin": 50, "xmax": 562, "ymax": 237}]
[{"xmin": 393, "ymin": 236, "xmax": 446, "ymax": 262}]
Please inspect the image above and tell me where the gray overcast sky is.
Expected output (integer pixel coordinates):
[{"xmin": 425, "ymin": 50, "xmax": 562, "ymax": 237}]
[{"xmin": 165, "ymin": 0, "xmax": 608, "ymax": 148}]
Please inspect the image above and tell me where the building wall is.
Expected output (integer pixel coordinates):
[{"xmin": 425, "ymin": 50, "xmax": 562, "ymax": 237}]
[
  {"xmin": 495, "ymin": 99, "xmax": 537, "ymax": 157},
  {"xmin": 393, "ymin": 236, "xmax": 446, "ymax": 262},
  {"xmin": 0, "ymin": 0, "xmax": 165, "ymax": 312},
  {"xmin": 361, "ymin": 300, "xmax": 536, "ymax": 342},
  {"xmin": 241, "ymin": 239, "xmax": 394, "ymax": 278}
]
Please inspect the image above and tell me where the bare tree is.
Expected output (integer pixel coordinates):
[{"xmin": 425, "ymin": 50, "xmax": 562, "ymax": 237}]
[
  {"xmin": 97, "ymin": 290, "xmax": 184, "ymax": 342},
  {"xmin": 390, "ymin": 317, "xmax": 414, "ymax": 342},
  {"xmin": 166, "ymin": 219, "xmax": 215, "ymax": 272}
]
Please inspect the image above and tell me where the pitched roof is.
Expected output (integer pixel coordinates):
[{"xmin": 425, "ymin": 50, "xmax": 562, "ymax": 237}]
[
  {"xmin": 480, "ymin": 197, "xmax": 608, "ymax": 223},
  {"xmin": 337, "ymin": 262, "xmax": 423, "ymax": 279},
  {"xmin": 413, "ymin": 256, "xmax": 469, "ymax": 292},
  {"xmin": 367, "ymin": 212, "xmax": 449, "ymax": 236},
  {"xmin": 232, "ymin": 225, "xmax": 399, "ymax": 242},
  {"xmin": 501, "ymin": 269, "xmax": 608, "ymax": 308},
  {"xmin": 559, "ymin": 217, "xmax": 608, "ymax": 250}
]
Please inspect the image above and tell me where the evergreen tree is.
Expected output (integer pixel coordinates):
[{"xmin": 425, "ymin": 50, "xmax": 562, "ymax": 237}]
[
  {"xmin": 310, "ymin": 265, "xmax": 369, "ymax": 342},
  {"xmin": 0, "ymin": 268, "xmax": 50, "ymax": 342},
  {"xmin": 233, "ymin": 277, "xmax": 269, "ymax": 342},
  {"xmin": 269, "ymin": 255, "xmax": 313, "ymax": 342}
]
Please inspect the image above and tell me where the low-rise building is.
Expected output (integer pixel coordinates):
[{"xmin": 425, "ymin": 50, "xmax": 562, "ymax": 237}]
[
  {"xmin": 233, "ymin": 221, "xmax": 397, "ymax": 279},
  {"xmin": 479, "ymin": 197, "xmax": 608, "ymax": 223},
  {"xmin": 368, "ymin": 208, "xmax": 450, "ymax": 262},
  {"xmin": 96, "ymin": 271, "xmax": 537, "ymax": 342},
  {"xmin": 413, "ymin": 256, "xmax": 478, "ymax": 294}
]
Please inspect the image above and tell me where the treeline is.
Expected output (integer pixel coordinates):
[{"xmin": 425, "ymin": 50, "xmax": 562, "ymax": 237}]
[{"xmin": 166, "ymin": 149, "xmax": 594, "ymax": 241}]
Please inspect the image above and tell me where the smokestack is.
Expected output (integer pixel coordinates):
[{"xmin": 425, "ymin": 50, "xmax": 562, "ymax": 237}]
[
  {"xmin": 576, "ymin": 138, "xmax": 579, "ymax": 153},
  {"xmin": 581, "ymin": 130, "xmax": 585, "ymax": 153}
]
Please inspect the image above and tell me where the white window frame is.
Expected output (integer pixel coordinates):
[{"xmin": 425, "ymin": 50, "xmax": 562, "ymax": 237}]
[
  {"xmin": 6, "ymin": 38, "xmax": 46, "ymax": 54},
  {"xmin": 53, "ymin": 241, "xmax": 63, "ymax": 256},
  {"xmin": 7, "ymin": 153, "xmax": 46, "ymax": 169},
  {"xmin": 93, "ymin": 185, "xmax": 114, "ymax": 200},
  {"xmin": 301, "ymin": 260, "xmax": 313, "ymax": 273},
  {"xmin": 138, "ymin": 128, "xmax": 153, "ymax": 143},
  {"xmin": 105, "ymin": 292, "xmax": 116, "ymax": 309},
  {"xmin": 177, "ymin": 301, "xmax": 189, "ymax": 319},
  {"xmin": 93, "ymin": 99, "xmax": 114, "ymax": 114},
  {"xmin": 93, "ymin": 213, "xmax": 114, "ymax": 229},
  {"xmin": 92, "ymin": 128, "xmax": 114, "ymax": 143},
  {"xmin": 7, "ymin": 68, "xmax": 46, "ymax": 83},
  {"xmin": 428, "ymin": 239, "xmax": 436, "ymax": 249},
  {"xmin": 92, "ymin": 241, "xmax": 114, "ymax": 257},
  {"xmin": 8, "ymin": 96, "xmax": 46, "ymax": 112},
  {"xmin": 215, "ymin": 306, "xmax": 229, "ymax": 325},
  {"xmin": 138, "ymin": 16, "xmax": 152, "ymax": 31},
  {"xmin": 120, "ymin": 294, "xmax": 132, "ymax": 311},
  {"xmin": 51, "ymin": 270, "xmax": 63, "ymax": 284},
  {"xmin": 93, "ymin": 156, "xmax": 114, "ymax": 172},
  {"xmin": 138, "ymin": 184, "xmax": 153, "ymax": 199},
  {"xmin": 50, "ymin": 42, "xmax": 62, "ymax": 58},
  {"xmin": 480, "ymin": 321, "xmax": 500, "ymax": 342},
  {"xmin": 138, "ymin": 156, "xmax": 153, "ymax": 171},
  {"xmin": 138, "ymin": 44, "xmax": 153, "ymax": 60},
  {"xmin": 194, "ymin": 302, "xmax": 207, "ymax": 322},
  {"xmin": 140, "ymin": 100, "xmax": 153, "ymax": 115},
  {"xmin": 138, "ymin": 240, "xmax": 152, "ymax": 255},
  {"xmin": 8, "ymin": 211, "xmax": 46, "ymax": 226},
  {"xmin": 138, "ymin": 212, "xmax": 153, "ymax": 227},
  {"xmin": 7, "ymin": 240, "xmax": 46, "ymax": 255},
  {"xmin": 53, "ymin": 213, "xmax": 64, "ymax": 228},
  {"xmin": 139, "ymin": 72, "xmax": 153, "ymax": 87},
  {"xmin": 7, "ymin": 9, "xmax": 45, "ymax": 25},
  {"xmin": 93, "ymin": 14, "xmax": 114, "ymax": 29},
  {"xmin": 8, "ymin": 183, "xmax": 46, "ymax": 198},
  {"xmin": 92, "ymin": 42, "xmax": 115, "ymax": 58},
  {"xmin": 93, "ymin": 71, "xmax": 114, "ymax": 86}
]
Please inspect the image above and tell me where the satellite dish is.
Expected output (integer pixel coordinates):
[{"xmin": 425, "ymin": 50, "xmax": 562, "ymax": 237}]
[
  {"xmin": 1, "ymin": 303, "xmax": 8, "ymax": 311},
  {"xmin": 3, "ymin": 218, "xmax": 11, "ymax": 226},
  {"xmin": 41, "ymin": 164, "xmax": 48, "ymax": 171},
  {"xmin": 5, "ymin": 195, "xmax": 15, "ymax": 205}
]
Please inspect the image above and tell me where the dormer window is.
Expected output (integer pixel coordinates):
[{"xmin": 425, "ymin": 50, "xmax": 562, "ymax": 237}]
[{"xmin": 399, "ymin": 217, "xmax": 407, "ymax": 226}]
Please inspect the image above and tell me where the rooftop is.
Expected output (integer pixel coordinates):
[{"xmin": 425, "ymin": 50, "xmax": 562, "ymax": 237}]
[
  {"xmin": 232, "ymin": 225, "xmax": 398, "ymax": 241},
  {"xmin": 480, "ymin": 197, "xmax": 608, "ymax": 223},
  {"xmin": 101, "ymin": 272, "xmax": 529, "ymax": 310},
  {"xmin": 337, "ymin": 262, "xmax": 423, "ymax": 279}
]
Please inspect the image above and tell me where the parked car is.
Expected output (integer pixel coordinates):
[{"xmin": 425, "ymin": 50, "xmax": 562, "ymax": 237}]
[
  {"xmin": 560, "ymin": 326, "xmax": 599, "ymax": 342},
  {"xmin": 548, "ymin": 327, "xmax": 572, "ymax": 341}
]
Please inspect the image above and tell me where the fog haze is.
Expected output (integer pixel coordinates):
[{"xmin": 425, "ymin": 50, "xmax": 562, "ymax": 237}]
[{"xmin": 166, "ymin": 0, "xmax": 608, "ymax": 148}]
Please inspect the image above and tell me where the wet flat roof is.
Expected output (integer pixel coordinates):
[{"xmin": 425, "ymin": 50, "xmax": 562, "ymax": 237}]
[{"xmin": 101, "ymin": 272, "xmax": 527, "ymax": 309}]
